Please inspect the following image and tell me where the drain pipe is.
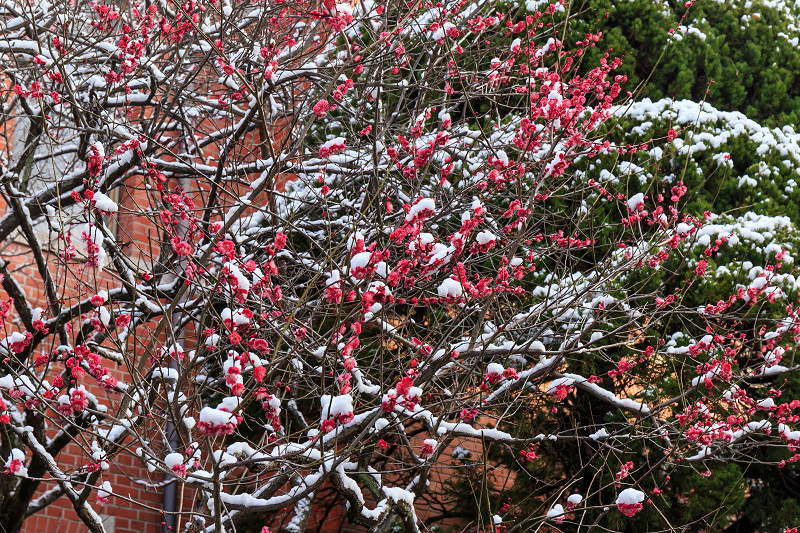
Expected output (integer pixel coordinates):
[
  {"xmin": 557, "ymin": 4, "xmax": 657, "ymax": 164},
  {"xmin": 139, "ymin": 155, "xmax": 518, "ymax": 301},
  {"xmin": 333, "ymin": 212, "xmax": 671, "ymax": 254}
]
[
  {"xmin": 163, "ymin": 425, "xmax": 179, "ymax": 532},
  {"xmin": 163, "ymin": 410, "xmax": 180, "ymax": 533}
]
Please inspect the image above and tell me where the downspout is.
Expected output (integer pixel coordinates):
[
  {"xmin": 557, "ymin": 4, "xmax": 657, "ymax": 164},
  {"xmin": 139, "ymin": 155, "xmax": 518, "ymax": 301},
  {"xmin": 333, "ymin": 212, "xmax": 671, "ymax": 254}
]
[{"xmin": 163, "ymin": 405, "xmax": 180, "ymax": 533}]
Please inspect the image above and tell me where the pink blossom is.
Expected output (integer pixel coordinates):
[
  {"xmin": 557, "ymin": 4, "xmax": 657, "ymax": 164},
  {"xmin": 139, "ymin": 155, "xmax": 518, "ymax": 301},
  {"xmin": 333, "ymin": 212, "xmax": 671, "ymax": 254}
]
[
  {"xmin": 4, "ymin": 459, "xmax": 22, "ymax": 475},
  {"xmin": 115, "ymin": 313, "xmax": 131, "ymax": 329},
  {"xmin": 274, "ymin": 232, "xmax": 287, "ymax": 250},
  {"xmin": 421, "ymin": 440, "xmax": 435, "ymax": 456},
  {"xmin": 616, "ymin": 488, "xmax": 645, "ymax": 517},
  {"xmin": 172, "ymin": 236, "xmax": 192, "ymax": 257},
  {"xmin": 617, "ymin": 502, "xmax": 643, "ymax": 517},
  {"xmin": 216, "ymin": 240, "xmax": 236, "ymax": 259},
  {"xmin": 396, "ymin": 377, "xmax": 414, "ymax": 397},
  {"xmin": 70, "ymin": 389, "xmax": 89, "ymax": 412},
  {"xmin": 313, "ymin": 99, "xmax": 330, "ymax": 118}
]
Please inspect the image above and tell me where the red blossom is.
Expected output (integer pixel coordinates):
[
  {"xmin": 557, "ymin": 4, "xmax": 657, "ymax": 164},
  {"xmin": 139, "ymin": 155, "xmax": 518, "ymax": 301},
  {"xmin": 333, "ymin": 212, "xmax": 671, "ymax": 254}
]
[{"xmin": 172, "ymin": 236, "xmax": 193, "ymax": 257}]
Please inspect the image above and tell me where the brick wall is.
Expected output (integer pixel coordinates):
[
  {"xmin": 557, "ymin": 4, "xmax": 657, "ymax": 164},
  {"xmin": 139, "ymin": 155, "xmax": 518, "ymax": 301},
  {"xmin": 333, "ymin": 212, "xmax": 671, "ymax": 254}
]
[
  {"xmin": 2, "ymin": 125, "xmax": 295, "ymax": 533},
  {"xmin": 0, "ymin": 179, "xmax": 189, "ymax": 532}
]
